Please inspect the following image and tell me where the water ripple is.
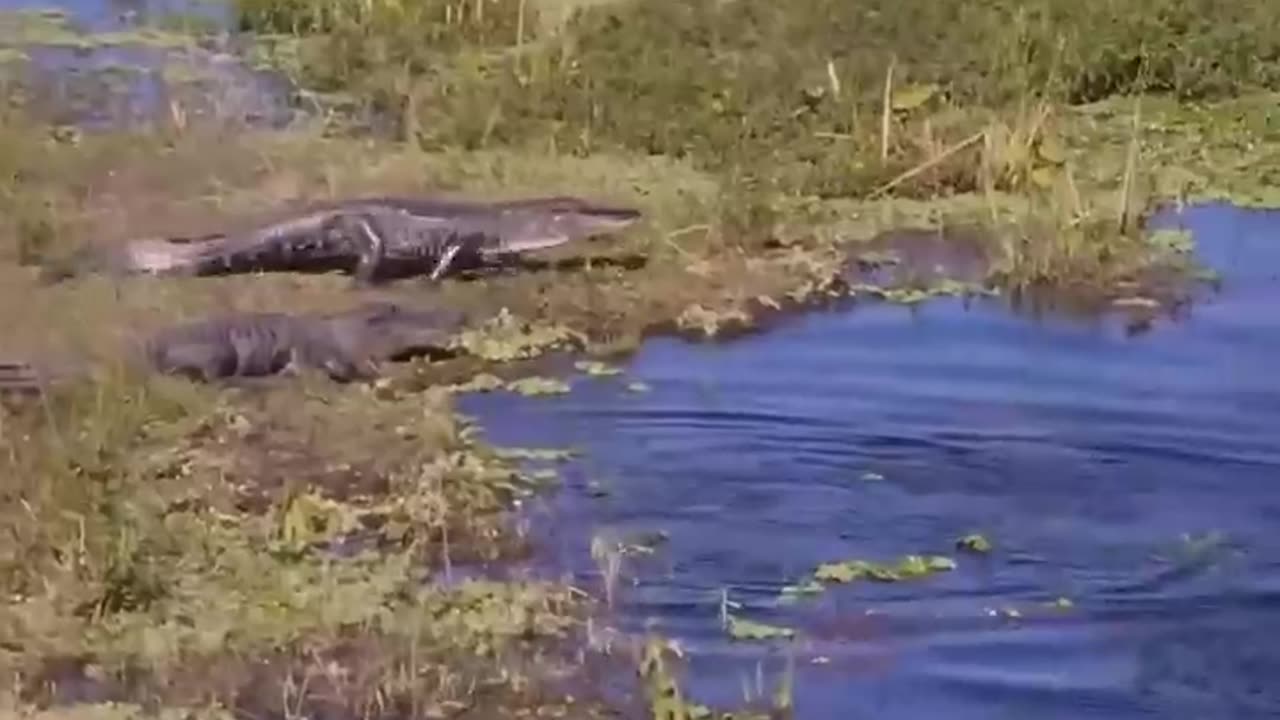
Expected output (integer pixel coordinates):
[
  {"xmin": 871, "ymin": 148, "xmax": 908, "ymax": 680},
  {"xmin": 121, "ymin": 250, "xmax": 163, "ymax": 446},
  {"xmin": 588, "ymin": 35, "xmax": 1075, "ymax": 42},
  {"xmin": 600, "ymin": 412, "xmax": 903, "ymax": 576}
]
[{"xmin": 461, "ymin": 203, "xmax": 1280, "ymax": 720}]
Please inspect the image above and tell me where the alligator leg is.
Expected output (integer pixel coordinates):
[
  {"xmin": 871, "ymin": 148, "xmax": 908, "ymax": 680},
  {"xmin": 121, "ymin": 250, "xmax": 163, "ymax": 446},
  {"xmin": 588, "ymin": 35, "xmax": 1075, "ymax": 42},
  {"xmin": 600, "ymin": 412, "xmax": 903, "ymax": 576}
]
[
  {"xmin": 285, "ymin": 347, "xmax": 375, "ymax": 383},
  {"xmin": 427, "ymin": 229, "xmax": 495, "ymax": 282},
  {"xmin": 324, "ymin": 212, "xmax": 390, "ymax": 288},
  {"xmin": 323, "ymin": 356, "xmax": 380, "ymax": 383},
  {"xmin": 428, "ymin": 242, "xmax": 464, "ymax": 281}
]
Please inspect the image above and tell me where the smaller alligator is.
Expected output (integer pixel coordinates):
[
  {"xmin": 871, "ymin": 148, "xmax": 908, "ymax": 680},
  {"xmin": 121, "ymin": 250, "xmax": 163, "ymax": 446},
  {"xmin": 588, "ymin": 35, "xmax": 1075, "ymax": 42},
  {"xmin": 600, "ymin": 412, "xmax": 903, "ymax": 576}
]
[
  {"xmin": 0, "ymin": 301, "xmax": 464, "ymax": 396},
  {"xmin": 50, "ymin": 195, "xmax": 643, "ymax": 287}
]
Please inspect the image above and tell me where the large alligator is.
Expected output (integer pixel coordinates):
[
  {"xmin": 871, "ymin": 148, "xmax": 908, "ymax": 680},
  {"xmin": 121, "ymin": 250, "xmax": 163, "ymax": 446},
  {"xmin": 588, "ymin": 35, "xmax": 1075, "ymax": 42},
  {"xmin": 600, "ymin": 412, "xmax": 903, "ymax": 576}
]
[
  {"xmin": 49, "ymin": 195, "xmax": 643, "ymax": 286},
  {"xmin": 0, "ymin": 301, "xmax": 464, "ymax": 395}
]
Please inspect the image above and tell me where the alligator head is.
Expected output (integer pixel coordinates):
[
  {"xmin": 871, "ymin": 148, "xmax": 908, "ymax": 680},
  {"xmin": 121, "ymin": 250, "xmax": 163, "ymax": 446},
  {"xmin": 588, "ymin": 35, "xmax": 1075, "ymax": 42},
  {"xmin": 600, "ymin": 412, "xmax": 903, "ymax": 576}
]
[
  {"xmin": 322, "ymin": 301, "xmax": 467, "ymax": 364},
  {"xmin": 486, "ymin": 196, "xmax": 643, "ymax": 255}
]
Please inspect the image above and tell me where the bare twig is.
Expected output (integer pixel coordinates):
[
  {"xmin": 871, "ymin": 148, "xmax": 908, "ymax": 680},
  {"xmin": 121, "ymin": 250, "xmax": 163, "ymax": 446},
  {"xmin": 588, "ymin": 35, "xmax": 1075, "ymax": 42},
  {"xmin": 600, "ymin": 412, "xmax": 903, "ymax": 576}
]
[{"xmin": 869, "ymin": 130, "xmax": 984, "ymax": 199}]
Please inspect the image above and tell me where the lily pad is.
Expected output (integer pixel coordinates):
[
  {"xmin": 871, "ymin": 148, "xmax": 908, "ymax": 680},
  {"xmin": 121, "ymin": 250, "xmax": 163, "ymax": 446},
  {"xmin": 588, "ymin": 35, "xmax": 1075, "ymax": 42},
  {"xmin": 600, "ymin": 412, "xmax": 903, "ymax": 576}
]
[
  {"xmin": 814, "ymin": 554, "xmax": 956, "ymax": 584},
  {"xmin": 726, "ymin": 614, "xmax": 795, "ymax": 641},
  {"xmin": 955, "ymin": 533, "xmax": 992, "ymax": 554}
]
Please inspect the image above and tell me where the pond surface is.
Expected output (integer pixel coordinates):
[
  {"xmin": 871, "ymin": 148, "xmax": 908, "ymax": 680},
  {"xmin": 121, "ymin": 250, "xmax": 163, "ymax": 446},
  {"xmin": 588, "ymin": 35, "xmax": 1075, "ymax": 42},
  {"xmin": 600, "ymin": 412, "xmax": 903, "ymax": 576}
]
[
  {"xmin": 459, "ymin": 202, "xmax": 1280, "ymax": 720},
  {"xmin": 0, "ymin": 0, "xmax": 223, "ymax": 31},
  {"xmin": 1, "ymin": 0, "xmax": 297, "ymax": 130}
]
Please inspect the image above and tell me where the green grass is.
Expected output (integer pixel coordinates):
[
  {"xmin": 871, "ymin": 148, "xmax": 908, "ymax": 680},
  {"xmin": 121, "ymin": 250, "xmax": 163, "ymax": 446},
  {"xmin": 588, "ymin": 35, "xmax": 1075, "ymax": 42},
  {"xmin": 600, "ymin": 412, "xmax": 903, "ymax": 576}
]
[
  {"xmin": 227, "ymin": 0, "xmax": 1280, "ymax": 302},
  {"xmin": 237, "ymin": 0, "xmax": 1280, "ymax": 183},
  {"xmin": 0, "ymin": 362, "xmax": 594, "ymax": 717}
]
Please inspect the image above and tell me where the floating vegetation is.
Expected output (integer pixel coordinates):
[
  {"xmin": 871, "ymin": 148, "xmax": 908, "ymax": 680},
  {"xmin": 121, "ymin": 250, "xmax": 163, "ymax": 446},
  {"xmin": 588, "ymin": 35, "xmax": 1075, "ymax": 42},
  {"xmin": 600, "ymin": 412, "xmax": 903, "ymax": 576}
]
[
  {"xmin": 848, "ymin": 278, "xmax": 997, "ymax": 306},
  {"xmin": 812, "ymin": 554, "xmax": 957, "ymax": 584},
  {"xmin": 956, "ymin": 533, "xmax": 993, "ymax": 554},
  {"xmin": 725, "ymin": 615, "xmax": 796, "ymax": 642},
  {"xmin": 574, "ymin": 359, "xmax": 623, "ymax": 377},
  {"xmin": 506, "ymin": 375, "xmax": 572, "ymax": 396},
  {"xmin": 494, "ymin": 446, "xmax": 579, "ymax": 462},
  {"xmin": 778, "ymin": 579, "xmax": 825, "ymax": 604},
  {"xmin": 718, "ymin": 588, "xmax": 797, "ymax": 643}
]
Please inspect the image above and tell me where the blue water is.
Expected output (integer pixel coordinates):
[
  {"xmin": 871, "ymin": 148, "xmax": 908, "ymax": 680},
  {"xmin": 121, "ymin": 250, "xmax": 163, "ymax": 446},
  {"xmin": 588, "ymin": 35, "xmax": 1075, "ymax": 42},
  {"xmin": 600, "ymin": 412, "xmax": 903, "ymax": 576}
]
[
  {"xmin": 0, "ymin": 0, "xmax": 227, "ymax": 32},
  {"xmin": 459, "ymin": 203, "xmax": 1280, "ymax": 719},
  {"xmin": 0, "ymin": 0, "xmax": 297, "ymax": 130}
]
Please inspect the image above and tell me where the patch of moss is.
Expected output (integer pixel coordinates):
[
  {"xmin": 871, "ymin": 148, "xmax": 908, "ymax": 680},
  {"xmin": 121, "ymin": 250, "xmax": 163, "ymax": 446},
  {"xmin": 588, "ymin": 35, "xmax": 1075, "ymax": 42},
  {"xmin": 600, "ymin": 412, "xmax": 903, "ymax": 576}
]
[
  {"xmin": 724, "ymin": 615, "xmax": 794, "ymax": 642},
  {"xmin": 812, "ymin": 554, "xmax": 957, "ymax": 584}
]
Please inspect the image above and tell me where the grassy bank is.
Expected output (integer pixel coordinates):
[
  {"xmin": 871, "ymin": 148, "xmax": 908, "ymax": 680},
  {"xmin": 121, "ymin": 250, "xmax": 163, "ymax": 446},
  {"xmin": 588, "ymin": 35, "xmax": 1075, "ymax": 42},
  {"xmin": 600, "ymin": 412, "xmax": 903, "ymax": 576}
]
[
  {"xmin": 3, "ymin": 0, "xmax": 1280, "ymax": 717},
  {"xmin": 230, "ymin": 0, "xmax": 1279, "ymax": 304}
]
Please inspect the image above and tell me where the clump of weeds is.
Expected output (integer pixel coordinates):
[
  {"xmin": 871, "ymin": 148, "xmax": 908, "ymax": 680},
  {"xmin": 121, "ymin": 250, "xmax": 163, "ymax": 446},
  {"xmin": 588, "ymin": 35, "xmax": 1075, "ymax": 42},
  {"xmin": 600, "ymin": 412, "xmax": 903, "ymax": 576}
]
[{"xmin": 0, "ymin": 361, "xmax": 612, "ymax": 718}]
